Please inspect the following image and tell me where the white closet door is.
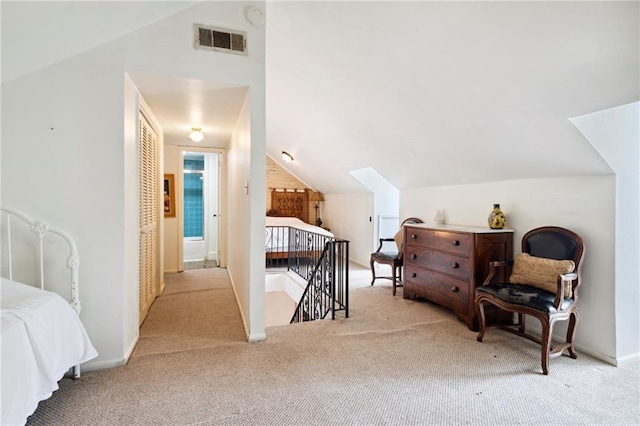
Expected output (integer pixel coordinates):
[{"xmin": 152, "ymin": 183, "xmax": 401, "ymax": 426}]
[{"xmin": 139, "ymin": 112, "xmax": 159, "ymax": 325}]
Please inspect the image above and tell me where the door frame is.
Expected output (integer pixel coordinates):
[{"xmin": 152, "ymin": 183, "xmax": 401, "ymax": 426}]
[{"xmin": 177, "ymin": 146, "xmax": 227, "ymax": 271}]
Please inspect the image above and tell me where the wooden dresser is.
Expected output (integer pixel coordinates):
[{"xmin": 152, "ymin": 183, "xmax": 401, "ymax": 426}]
[{"xmin": 403, "ymin": 224, "xmax": 514, "ymax": 331}]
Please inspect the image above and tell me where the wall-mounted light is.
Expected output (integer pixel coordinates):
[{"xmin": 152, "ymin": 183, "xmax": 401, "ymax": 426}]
[
  {"xmin": 189, "ymin": 127, "xmax": 204, "ymax": 142},
  {"xmin": 282, "ymin": 151, "xmax": 294, "ymax": 162}
]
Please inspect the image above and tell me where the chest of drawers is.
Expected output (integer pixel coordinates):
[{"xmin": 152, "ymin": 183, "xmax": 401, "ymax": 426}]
[{"xmin": 403, "ymin": 224, "xmax": 513, "ymax": 331}]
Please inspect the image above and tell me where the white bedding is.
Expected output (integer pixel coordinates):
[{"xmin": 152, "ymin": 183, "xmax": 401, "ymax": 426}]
[
  {"xmin": 1, "ymin": 278, "xmax": 98, "ymax": 426},
  {"xmin": 266, "ymin": 216, "xmax": 333, "ymax": 237},
  {"xmin": 265, "ymin": 217, "xmax": 334, "ymax": 253}
]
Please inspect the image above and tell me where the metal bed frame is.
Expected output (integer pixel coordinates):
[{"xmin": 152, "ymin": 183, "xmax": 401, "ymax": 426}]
[{"xmin": 2, "ymin": 207, "xmax": 83, "ymax": 378}]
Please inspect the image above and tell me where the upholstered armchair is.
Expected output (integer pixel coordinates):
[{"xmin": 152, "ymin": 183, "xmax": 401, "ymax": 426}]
[
  {"xmin": 475, "ymin": 226, "xmax": 585, "ymax": 375},
  {"xmin": 370, "ymin": 217, "xmax": 423, "ymax": 296}
]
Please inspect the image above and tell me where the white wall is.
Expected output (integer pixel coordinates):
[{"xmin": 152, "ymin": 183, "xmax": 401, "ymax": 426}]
[
  {"xmin": 323, "ymin": 193, "xmax": 374, "ymax": 267},
  {"xmin": 570, "ymin": 102, "xmax": 640, "ymax": 362},
  {"xmin": 164, "ymin": 145, "xmax": 180, "ymax": 273},
  {"xmin": 401, "ymin": 175, "xmax": 617, "ymax": 363},
  {"xmin": 123, "ymin": 74, "xmax": 141, "ymax": 360},
  {"xmin": 1, "ymin": 1, "xmax": 266, "ymax": 368},
  {"xmin": 228, "ymin": 93, "xmax": 266, "ymax": 342}
]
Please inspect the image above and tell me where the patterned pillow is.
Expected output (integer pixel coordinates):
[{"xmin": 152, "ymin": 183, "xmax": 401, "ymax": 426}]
[{"xmin": 509, "ymin": 253, "xmax": 575, "ymax": 298}]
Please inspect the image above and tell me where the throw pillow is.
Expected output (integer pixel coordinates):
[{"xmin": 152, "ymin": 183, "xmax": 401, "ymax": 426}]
[{"xmin": 509, "ymin": 253, "xmax": 575, "ymax": 298}]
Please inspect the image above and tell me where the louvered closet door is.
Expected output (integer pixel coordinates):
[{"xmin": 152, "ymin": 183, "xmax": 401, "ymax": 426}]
[{"xmin": 139, "ymin": 112, "xmax": 159, "ymax": 325}]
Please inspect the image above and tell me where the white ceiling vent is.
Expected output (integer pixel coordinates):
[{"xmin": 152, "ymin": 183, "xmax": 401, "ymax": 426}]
[{"xmin": 194, "ymin": 24, "xmax": 247, "ymax": 56}]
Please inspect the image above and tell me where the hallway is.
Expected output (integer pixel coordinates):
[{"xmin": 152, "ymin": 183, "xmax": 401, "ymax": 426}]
[
  {"xmin": 132, "ymin": 268, "xmax": 246, "ymax": 360},
  {"xmin": 135, "ymin": 262, "xmax": 375, "ymax": 353}
]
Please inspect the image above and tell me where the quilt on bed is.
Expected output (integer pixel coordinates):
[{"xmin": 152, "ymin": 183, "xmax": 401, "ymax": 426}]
[
  {"xmin": 1, "ymin": 277, "xmax": 98, "ymax": 426},
  {"xmin": 265, "ymin": 216, "xmax": 334, "ymax": 253}
]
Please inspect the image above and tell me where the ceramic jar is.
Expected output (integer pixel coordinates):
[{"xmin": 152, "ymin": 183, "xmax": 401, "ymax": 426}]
[{"xmin": 488, "ymin": 204, "xmax": 506, "ymax": 229}]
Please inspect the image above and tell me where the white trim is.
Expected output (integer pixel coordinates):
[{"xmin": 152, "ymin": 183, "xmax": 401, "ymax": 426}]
[
  {"xmin": 228, "ymin": 269, "xmax": 251, "ymax": 342},
  {"xmin": 248, "ymin": 332, "xmax": 267, "ymax": 342},
  {"xmin": 574, "ymin": 342, "xmax": 617, "ymax": 366},
  {"xmin": 84, "ymin": 332, "xmax": 140, "ymax": 371},
  {"xmin": 613, "ymin": 352, "xmax": 640, "ymax": 366},
  {"xmin": 83, "ymin": 357, "xmax": 128, "ymax": 372}
]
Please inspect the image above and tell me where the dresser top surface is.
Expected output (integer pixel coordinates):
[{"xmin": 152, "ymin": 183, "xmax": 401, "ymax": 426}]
[{"xmin": 405, "ymin": 223, "xmax": 515, "ymax": 234}]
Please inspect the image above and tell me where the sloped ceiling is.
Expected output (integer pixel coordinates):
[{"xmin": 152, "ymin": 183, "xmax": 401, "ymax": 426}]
[
  {"xmin": 2, "ymin": 2, "xmax": 637, "ymax": 195},
  {"xmin": 127, "ymin": 73, "xmax": 249, "ymax": 147},
  {"xmin": 266, "ymin": 1, "xmax": 638, "ymax": 194},
  {"xmin": 1, "ymin": 1, "xmax": 246, "ymax": 148},
  {"xmin": 1, "ymin": 1, "xmax": 197, "ymax": 83}
]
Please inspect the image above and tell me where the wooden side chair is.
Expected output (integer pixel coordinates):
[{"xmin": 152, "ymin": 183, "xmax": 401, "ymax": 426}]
[
  {"xmin": 475, "ymin": 226, "xmax": 585, "ymax": 375},
  {"xmin": 370, "ymin": 217, "xmax": 423, "ymax": 296}
]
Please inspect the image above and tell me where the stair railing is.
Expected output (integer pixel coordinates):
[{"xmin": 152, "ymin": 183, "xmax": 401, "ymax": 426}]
[
  {"xmin": 289, "ymin": 237, "xmax": 349, "ymax": 324},
  {"xmin": 265, "ymin": 224, "xmax": 350, "ymax": 323}
]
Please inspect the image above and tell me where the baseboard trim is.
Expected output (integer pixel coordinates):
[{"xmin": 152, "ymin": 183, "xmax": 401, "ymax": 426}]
[
  {"xmin": 227, "ymin": 268, "xmax": 251, "ymax": 342},
  {"xmin": 614, "ymin": 352, "xmax": 640, "ymax": 366},
  {"xmin": 82, "ymin": 357, "xmax": 127, "ymax": 372},
  {"xmin": 124, "ymin": 334, "xmax": 139, "ymax": 362},
  {"xmin": 248, "ymin": 331, "xmax": 267, "ymax": 342},
  {"xmin": 81, "ymin": 334, "xmax": 139, "ymax": 371},
  {"xmin": 503, "ymin": 321, "xmax": 618, "ymax": 366},
  {"xmin": 574, "ymin": 343, "xmax": 617, "ymax": 366},
  {"xmin": 350, "ymin": 259, "xmax": 369, "ymax": 269}
]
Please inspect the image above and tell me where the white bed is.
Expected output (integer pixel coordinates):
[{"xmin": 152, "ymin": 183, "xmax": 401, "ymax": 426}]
[
  {"xmin": 265, "ymin": 216, "xmax": 334, "ymax": 258},
  {"xmin": 1, "ymin": 208, "xmax": 97, "ymax": 426}
]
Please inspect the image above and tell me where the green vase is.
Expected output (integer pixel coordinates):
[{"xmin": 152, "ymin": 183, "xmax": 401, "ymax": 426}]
[{"xmin": 488, "ymin": 204, "xmax": 506, "ymax": 229}]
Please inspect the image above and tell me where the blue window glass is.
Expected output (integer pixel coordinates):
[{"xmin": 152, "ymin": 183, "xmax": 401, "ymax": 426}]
[{"xmin": 184, "ymin": 156, "xmax": 204, "ymax": 239}]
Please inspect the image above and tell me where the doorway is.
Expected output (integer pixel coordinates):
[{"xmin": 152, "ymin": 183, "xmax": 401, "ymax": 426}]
[{"xmin": 182, "ymin": 150, "xmax": 220, "ymax": 269}]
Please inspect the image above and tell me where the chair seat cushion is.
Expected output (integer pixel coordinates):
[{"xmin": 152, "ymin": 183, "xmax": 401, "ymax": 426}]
[
  {"xmin": 371, "ymin": 252, "xmax": 399, "ymax": 263},
  {"xmin": 477, "ymin": 283, "xmax": 574, "ymax": 314}
]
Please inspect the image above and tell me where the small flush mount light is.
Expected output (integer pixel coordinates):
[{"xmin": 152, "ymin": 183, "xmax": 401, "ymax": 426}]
[
  {"xmin": 282, "ymin": 151, "xmax": 294, "ymax": 162},
  {"xmin": 189, "ymin": 127, "xmax": 204, "ymax": 142}
]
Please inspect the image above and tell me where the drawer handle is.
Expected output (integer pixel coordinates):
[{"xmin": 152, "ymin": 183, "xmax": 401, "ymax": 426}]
[
  {"xmin": 451, "ymin": 286, "xmax": 460, "ymax": 292},
  {"xmin": 410, "ymin": 254, "xmax": 416, "ymax": 260},
  {"xmin": 411, "ymin": 273, "xmax": 417, "ymax": 278},
  {"xmin": 451, "ymin": 262, "xmax": 459, "ymax": 269},
  {"xmin": 452, "ymin": 240, "xmax": 460, "ymax": 246},
  {"xmin": 411, "ymin": 234, "xmax": 417, "ymax": 239}
]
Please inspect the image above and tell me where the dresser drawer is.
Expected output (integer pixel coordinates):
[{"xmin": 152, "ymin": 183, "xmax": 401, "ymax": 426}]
[
  {"xmin": 405, "ymin": 267, "xmax": 468, "ymax": 312},
  {"xmin": 405, "ymin": 246, "xmax": 470, "ymax": 280},
  {"xmin": 405, "ymin": 227, "xmax": 471, "ymax": 256}
]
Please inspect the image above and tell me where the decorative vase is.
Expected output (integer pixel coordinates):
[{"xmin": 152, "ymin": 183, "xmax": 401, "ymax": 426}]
[
  {"xmin": 488, "ymin": 204, "xmax": 506, "ymax": 229},
  {"xmin": 433, "ymin": 209, "xmax": 445, "ymax": 224}
]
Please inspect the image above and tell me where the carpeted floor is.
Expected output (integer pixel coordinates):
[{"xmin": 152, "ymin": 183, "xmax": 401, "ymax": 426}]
[{"xmin": 27, "ymin": 265, "xmax": 640, "ymax": 425}]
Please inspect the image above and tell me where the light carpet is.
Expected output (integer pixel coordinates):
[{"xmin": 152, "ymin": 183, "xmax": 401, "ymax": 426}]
[{"xmin": 26, "ymin": 266, "xmax": 640, "ymax": 425}]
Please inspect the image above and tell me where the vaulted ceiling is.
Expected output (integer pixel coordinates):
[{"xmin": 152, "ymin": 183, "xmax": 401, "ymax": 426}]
[
  {"xmin": 3, "ymin": 2, "xmax": 637, "ymax": 194},
  {"xmin": 266, "ymin": 1, "xmax": 636, "ymax": 193}
]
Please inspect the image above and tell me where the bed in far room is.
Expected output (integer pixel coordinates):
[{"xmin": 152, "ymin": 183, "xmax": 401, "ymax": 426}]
[
  {"xmin": 266, "ymin": 189, "xmax": 334, "ymax": 266},
  {"xmin": 1, "ymin": 207, "xmax": 97, "ymax": 426}
]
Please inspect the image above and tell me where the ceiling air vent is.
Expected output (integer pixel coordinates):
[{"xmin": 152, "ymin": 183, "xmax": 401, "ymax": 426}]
[{"xmin": 194, "ymin": 24, "xmax": 247, "ymax": 56}]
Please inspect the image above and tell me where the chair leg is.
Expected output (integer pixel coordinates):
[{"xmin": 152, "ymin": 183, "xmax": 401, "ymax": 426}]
[
  {"xmin": 476, "ymin": 300, "xmax": 487, "ymax": 342},
  {"xmin": 540, "ymin": 318, "xmax": 553, "ymax": 375},
  {"xmin": 370, "ymin": 258, "xmax": 376, "ymax": 286},
  {"xmin": 566, "ymin": 311, "xmax": 579, "ymax": 359},
  {"xmin": 518, "ymin": 313, "xmax": 526, "ymax": 333},
  {"xmin": 392, "ymin": 265, "xmax": 397, "ymax": 296}
]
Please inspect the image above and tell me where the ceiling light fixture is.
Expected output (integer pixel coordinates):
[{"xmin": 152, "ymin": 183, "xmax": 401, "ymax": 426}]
[
  {"xmin": 189, "ymin": 127, "xmax": 204, "ymax": 142},
  {"xmin": 282, "ymin": 151, "xmax": 294, "ymax": 162}
]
